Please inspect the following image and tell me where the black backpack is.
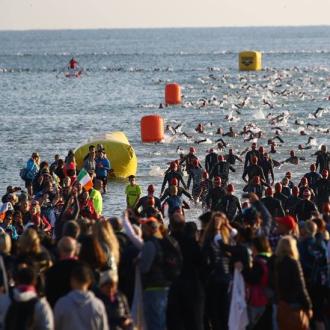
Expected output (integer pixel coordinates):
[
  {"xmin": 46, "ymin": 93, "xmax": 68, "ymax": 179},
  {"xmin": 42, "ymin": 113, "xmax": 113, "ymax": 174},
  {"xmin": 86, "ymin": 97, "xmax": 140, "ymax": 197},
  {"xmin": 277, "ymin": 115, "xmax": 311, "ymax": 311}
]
[
  {"xmin": 157, "ymin": 236, "xmax": 183, "ymax": 282},
  {"xmin": 5, "ymin": 297, "xmax": 38, "ymax": 330}
]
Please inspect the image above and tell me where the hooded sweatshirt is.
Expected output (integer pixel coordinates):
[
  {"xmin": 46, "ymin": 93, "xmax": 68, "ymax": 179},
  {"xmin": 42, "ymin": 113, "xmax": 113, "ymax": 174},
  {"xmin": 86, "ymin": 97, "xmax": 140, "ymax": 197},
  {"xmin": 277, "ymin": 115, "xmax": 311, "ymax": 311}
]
[
  {"xmin": 54, "ymin": 290, "xmax": 108, "ymax": 330},
  {"xmin": 2, "ymin": 287, "xmax": 54, "ymax": 330}
]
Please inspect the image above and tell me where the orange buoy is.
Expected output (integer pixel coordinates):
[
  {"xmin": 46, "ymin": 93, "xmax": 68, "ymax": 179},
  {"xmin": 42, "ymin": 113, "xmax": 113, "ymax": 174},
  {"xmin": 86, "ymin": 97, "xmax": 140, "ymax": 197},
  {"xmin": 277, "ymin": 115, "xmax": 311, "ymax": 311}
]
[
  {"xmin": 141, "ymin": 115, "xmax": 164, "ymax": 143},
  {"xmin": 165, "ymin": 83, "xmax": 181, "ymax": 105}
]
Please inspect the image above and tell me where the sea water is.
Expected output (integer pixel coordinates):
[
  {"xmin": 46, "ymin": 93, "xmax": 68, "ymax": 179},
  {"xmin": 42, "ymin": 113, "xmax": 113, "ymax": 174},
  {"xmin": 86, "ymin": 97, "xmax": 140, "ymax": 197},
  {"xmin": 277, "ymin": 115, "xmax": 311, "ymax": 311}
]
[{"xmin": 0, "ymin": 26, "xmax": 329, "ymax": 218}]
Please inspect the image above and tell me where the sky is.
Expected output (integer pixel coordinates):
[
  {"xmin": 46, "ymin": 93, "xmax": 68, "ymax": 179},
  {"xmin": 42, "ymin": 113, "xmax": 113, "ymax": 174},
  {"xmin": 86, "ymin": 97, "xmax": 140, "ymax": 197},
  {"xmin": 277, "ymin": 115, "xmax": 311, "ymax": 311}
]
[{"xmin": 0, "ymin": 0, "xmax": 329, "ymax": 30}]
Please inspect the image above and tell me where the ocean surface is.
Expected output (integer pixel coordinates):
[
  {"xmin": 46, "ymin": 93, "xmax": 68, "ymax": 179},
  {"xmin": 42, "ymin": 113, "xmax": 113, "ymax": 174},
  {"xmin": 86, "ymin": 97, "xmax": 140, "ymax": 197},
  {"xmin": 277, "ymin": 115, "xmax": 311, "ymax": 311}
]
[{"xmin": 0, "ymin": 26, "xmax": 329, "ymax": 219}]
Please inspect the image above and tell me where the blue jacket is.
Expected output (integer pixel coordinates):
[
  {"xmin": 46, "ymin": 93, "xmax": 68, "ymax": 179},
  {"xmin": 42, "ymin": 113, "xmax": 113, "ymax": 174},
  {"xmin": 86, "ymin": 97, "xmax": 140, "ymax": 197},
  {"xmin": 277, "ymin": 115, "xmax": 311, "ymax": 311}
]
[
  {"xmin": 26, "ymin": 159, "xmax": 39, "ymax": 180},
  {"xmin": 95, "ymin": 158, "xmax": 111, "ymax": 178}
]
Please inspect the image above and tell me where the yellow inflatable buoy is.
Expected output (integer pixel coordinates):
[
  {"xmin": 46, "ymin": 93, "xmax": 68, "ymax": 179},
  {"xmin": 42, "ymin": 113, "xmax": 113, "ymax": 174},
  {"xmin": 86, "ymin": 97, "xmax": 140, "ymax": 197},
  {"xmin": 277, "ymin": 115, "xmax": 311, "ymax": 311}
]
[
  {"xmin": 74, "ymin": 132, "xmax": 137, "ymax": 179},
  {"xmin": 239, "ymin": 51, "xmax": 262, "ymax": 71}
]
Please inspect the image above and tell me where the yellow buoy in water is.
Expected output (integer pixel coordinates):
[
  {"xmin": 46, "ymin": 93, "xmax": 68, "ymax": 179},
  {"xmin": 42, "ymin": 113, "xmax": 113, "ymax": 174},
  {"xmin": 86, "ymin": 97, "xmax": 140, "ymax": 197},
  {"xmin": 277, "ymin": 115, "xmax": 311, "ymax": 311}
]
[
  {"xmin": 74, "ymin": 132, "xmax": 137, "ymax": 179},
  {"xmin": 239, "ymin": 51, "xmax": 262, "ymax": 71}
]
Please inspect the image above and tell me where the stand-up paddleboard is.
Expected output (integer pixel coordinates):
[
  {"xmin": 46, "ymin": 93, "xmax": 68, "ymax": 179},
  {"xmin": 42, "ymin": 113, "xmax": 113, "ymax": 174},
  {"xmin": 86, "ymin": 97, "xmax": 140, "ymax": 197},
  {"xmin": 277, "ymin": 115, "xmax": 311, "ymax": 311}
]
[{"xmin": 64, "ymin": 70, "xmax": 82, "ymax": 78}]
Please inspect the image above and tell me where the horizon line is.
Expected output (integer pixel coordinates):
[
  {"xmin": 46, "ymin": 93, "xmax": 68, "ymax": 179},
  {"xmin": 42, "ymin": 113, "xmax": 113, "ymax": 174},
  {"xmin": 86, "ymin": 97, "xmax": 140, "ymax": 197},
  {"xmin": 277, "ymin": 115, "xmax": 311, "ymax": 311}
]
[{"xmin": 0, "ymin": 24, "xmax": 329, "ymax": 33}]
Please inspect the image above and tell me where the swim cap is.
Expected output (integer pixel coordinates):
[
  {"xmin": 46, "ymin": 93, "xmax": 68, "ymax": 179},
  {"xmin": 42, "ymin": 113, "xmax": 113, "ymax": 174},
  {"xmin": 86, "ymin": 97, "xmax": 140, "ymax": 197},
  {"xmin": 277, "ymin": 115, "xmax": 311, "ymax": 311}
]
[
  {"xmin": 265, "ymin": 187, "xmax": 273, "ymax": 196},
  {"xmin": 275, "ymin": 182, "xmax": 282, "ymax": 192},
  {"xmin": 147, "ymin": 184, "xmax": 155, "ymax": 193},
  {"xmin": 170, "ymin": 161, "xmax": 177, "ymax": 170},
  {"xmin": 227, "ymin": 184, "xmax": 234, "ymax": 192},
  {"xmin": 214, "ymin": 176, "xmax": 221, "ymax": 183},
  {"xmin": 170, "ymin": 178, "xmax": 178, "ymax": 186},
  {"xmin": 292, "ymin": 186, "xmax": 299, "ymax": 196}
]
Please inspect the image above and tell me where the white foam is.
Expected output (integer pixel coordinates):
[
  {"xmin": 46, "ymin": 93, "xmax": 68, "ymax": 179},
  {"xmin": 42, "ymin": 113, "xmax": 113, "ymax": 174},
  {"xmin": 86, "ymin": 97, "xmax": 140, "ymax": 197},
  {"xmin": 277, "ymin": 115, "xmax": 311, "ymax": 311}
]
[
  {"xmin": 148, "ymin": 166, "xmax": 164, "ymax": 177},
  {"xmin": 253, "ymin": 109, "xmax": 266, "ymax": 120}
]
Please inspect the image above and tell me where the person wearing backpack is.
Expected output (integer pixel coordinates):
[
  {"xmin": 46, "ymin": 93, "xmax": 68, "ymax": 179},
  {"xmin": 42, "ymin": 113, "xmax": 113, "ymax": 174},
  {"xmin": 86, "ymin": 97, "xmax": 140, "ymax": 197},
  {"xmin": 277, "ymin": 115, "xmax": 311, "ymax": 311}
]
[
  {"xmin": 21, "ymin": 153, "xmax": 40, "ymax": 197},
  {"xmin": 245, "ymin": 236, "xmax": 273, "ymax": 330},
  {"xmin": 140, "ymin": 217, "xmax": 182, "ymax": 330},
  {"xmin": 4, "ymin": 265, "xmax": 54, "ymax": 330}
]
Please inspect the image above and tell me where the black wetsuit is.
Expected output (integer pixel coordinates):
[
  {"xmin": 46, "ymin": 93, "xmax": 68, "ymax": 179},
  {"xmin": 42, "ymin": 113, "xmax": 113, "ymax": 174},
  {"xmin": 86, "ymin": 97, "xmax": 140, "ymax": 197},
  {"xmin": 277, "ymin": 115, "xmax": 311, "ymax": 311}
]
[
  {"xmin": 205, "ymin": 152, "xmax": 218, "ymax": 174},
  {"xmin": 259, "ymin": 159, "xmax": 274, "ymax": 185},
  {"xmin": 243, "ymin": 183, "xmax": 264, "ymax": 199},
  {"xmin": 261, "ymin": 196, "xmax": 285, "ymax": 217},
  {"xmin": 316, "ymin": 152, "xmax": 330, "ymax": 173},
  {"xmin": 206, "ymin": 186, "xmax": 226, "ymax": 210},
  {"xmin": 294, "ymin": 199, "xmax": 318, "ymax": 222},
  {"xmin": 216, "ymin": 194, "xmax": 242, "ymax": 221},
  {"xmin": 314, "ymin": 178, "xmax": 330, "ymax": 210},
  {"xmin": 244, "ymin": 150, "xmax": 260, "ymax": 169},
  {"xmin": 161, "ymin": 171, "xmax": 187, "ymax": 194},
  {"xmin": 285, "ymin": 196, "xmax": 302, "ymax": 215},
  {"xmin": 210, "ymin": 161, "xmax": 235, "ymax": 184},
  {"xmin": 274, "ymin": 192, "xmax": 288, "ymax": 210},
  {"xmin": 242, "ymin": 164, "xmax": 266, "ymax": 183}
]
